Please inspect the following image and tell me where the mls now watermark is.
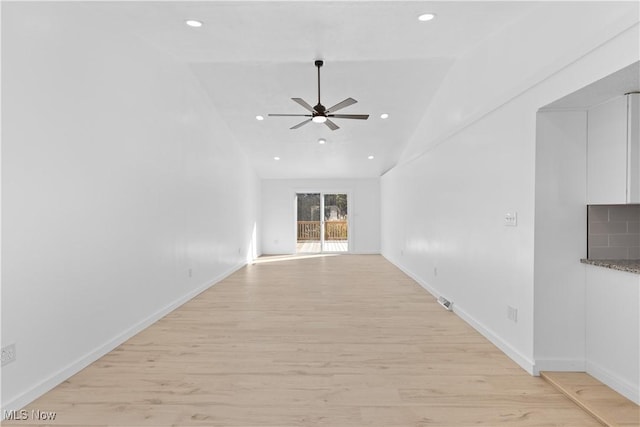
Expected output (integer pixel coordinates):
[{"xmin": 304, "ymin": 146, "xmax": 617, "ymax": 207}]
[{"xmin": 4, "ymin": 409, "xmax": 57, "ymax": 421}]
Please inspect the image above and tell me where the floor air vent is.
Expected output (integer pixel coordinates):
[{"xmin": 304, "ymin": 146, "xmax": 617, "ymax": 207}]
[{"xmin": 437, "ymin": 296, "xmax": 453, "ymax": 311}]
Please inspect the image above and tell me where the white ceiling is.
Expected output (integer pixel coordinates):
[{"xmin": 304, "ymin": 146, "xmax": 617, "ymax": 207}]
[{"xmin": 85, "ymin": 1, "xmax": 540, "ymax": 179}]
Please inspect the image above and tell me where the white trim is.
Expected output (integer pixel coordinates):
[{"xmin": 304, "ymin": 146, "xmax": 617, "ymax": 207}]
[
  {"xmin": 386, "ymin": 255, "xmax": 439, "ymax": 296},
  {"xmin": 586, "ymin": 360, "xmax": 640, "ymax": 405},
  {"xmin": 453, "ymin": 304, "xmax": 536, "ymax": 376},
  {"xmin": 532, "ymin": 359, "xmax": 586, "ymax": 375},
  {"xmin": 1, "ymin": 262, "xmax": 247, "ymax": 415},
  {"xmin": 383, "ymin": 254, "xmax": 536, "ymax": 376}
]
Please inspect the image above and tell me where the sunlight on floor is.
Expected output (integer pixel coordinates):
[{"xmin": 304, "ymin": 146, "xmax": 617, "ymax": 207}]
[{"xmin": 252, "ymin": 253, "xmax": 340, "ymax": 264}]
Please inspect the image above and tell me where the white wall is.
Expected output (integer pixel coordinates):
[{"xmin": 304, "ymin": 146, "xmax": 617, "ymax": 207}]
[
  {"xmin": 585, "ymin": 265, "xmax": 639, "ymax": 404},
  {"xmin": 381, "ymin": 2, "xmax": 639, "ymax": 375},
  {"xmin": 382, "ymin": 96, "xmax": 539, "ymax": 371},
  {"xmin": 533, "ymin": 111, "xmax": 587, "ymax": 371},
  {"xmin": 1, "ymin": 3, "xmax": 260, "ymax": 411},
  {"xmin": 534, "ymin": 104, "xmax": 640, "ymax": 405},
  {"xmin": 261, "ymin": 178, "xmax": 380, "ymax": 254}
]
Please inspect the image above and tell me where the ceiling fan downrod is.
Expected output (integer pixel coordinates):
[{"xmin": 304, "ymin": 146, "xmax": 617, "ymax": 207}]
[{"xmin": 315, "ymin": 59, "xmax": 324, "ymax": 113}]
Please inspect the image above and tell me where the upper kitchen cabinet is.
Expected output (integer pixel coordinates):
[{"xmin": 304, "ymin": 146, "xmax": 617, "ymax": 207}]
[
  {"xmin": 629, "ymin": 93, "xmax": 640, "ymax": 203},
  {"xmin": 587, "ymin": 93, "xmax": 640, "ymax": 204}
]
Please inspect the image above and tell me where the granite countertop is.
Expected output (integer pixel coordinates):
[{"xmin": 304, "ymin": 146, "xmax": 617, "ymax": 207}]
[{"xmin": 580, "ymin": 259, "xmax": 640, "ymax": 274}]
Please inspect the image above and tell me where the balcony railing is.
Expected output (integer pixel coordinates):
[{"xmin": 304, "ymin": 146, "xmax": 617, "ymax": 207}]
[
  {"xmin": 325, "ymin": 221, "xmax": 347, "ymax": 240},
  {"xmin": 297, "ymin": 221, "xmax": 347, "ymax": 241},
  {"xmin": 297, "ymin": 221, "xmax": 320, "ymax": 241}
]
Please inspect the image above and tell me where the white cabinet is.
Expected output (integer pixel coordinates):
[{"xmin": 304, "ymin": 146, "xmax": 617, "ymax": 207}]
[
  {"xmin": 587, "ymin": 93, "xmax": 640, "ymax": 204},
  {"xmin": 628, "ymin": 93, "xmax": 640, "ymax": 203},
  {"xmin": 585, "ymin": 264, "xmax": 640, "ymax": 404}
]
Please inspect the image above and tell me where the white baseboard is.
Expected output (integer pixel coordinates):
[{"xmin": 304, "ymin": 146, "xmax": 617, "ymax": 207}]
[
  {"xmin": 452, "ymin": 304, "xmax": 536, "ymax": 375},
  {"xmin": 533, "ymin": 358, "xmax": 586, "ymax": 375},
  {"xmin": 587, "ymin": 360, "xmax": 640, "ymax": 405},
  {"xmin": 385, "ymin": 255, "xmax": 439, "ymax": 297},
  {"xmin": 2, "ymin": 261, "xmax": 247, "ymax": 415},
  {"xmin": 382, "ymin": 254, "xmax": 536, "ymax": 375}
]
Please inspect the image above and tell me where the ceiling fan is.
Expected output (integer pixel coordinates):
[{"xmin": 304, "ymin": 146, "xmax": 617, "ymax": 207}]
[{"xmin": 268, "ymin": 60, "xmax": 369, "ymax": 131}]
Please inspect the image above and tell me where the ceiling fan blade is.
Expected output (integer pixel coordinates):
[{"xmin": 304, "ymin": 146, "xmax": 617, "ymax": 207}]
[
  {"xmin": 292, "ymin": 98, "xmax": 315, "ymax": 112},
  {"xmin": 324, "ymin": 119, "xmax": 339, "ymax": 131},
  {"xmin": 327, "ymin": 97, "xmax": 357, "ymax": 113},
  {"xmin": 291, "ymin": 119, "xmax": 312, "ymax": 129},
  {"xmin": 328, "ymin": 114, "xmax": 369, "ymax": 120},
  {"xmin": 268, "ymin": 114, "xmax": 312, "ymax": 117}
]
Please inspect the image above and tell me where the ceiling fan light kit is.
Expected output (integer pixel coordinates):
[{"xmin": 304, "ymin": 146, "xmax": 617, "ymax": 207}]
[
  {"xmin": 185, "ymin": 19, "xmax": 203, "ymax": 27},
  {"xmin": 418, "ymin": 13, "xmax": 436, "ymax": 22},
  {"xmin": 268, "ymin": 60, "xmax": 369, "ymax": 131}
]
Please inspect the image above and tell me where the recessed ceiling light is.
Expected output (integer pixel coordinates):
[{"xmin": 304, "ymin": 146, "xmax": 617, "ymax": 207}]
[
  {"xmin": 273, "ymin": 156, "xmax": 280, "ymax": 161},
  {"xmin": 256, "ymin": 115, "xmax": 264, "ymax": 121},
  {"xmin": 380, "ymin": 113, "xmax": 389, "ymax": 119},
  {"xmin": 185, "ymin": 20, "xmax": 203, "ymax": 28},
  {"xmin": 418, "ymin": 13, "xmax": 436, "ymax": 22},
  {"xmin": 312, "ymin": 116, "xmax": 327, "ymax": 124},
  {"xmin": 368, "ymin": 155, "xmax": 375, "ymax": 160},
  {"xmin": 318, "ymin": 138, "xmax": 326, "ymax": 144}
]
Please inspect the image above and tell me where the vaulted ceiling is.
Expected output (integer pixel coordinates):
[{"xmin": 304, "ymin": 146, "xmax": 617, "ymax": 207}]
[{"xmin": 67, "ymin": 1, "xmax": 541, "ymax": 178}]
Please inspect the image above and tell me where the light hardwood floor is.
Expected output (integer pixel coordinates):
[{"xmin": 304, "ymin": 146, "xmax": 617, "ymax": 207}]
[
  {"xmin": 5, "ymin": 255, "xmax": 600, "ymax": 426},
  {"xmin": 296, "ymin": 240, "xmax": 348, "ymax": 253},
  {"xmin": 541, "ymin": 371, "xmax": 639, "ymax": 426}
]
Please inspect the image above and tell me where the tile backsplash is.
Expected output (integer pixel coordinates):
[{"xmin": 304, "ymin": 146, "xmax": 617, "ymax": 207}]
[{"xmin": 588, "ymin": 205, "xmax": 640, "ymax": 260}]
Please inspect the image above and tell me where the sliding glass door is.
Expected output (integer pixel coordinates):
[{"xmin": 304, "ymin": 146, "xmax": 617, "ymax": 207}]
[{"xmin": 296, "ymin": 193, "xmax": 348, "ymax": 253}]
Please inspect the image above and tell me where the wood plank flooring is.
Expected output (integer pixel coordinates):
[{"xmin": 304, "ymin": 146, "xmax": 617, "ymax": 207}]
[
  {"xmin": 5, "ymin": 255, "xmax": 601, "ymax": 426},
  {"xmin": 296, "ymin": 240, "xmax": 348, "ymax": 253},
  {"xmin": 541, "ymin": 371, "xmax": 639, "ymax": 426}
]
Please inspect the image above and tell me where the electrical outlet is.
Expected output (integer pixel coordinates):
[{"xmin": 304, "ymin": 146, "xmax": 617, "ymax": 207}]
[
  {"xmin": 507, "ymin": 306, "xmax": 518, "ymax": 323},
  {"xmin": 433, "ymin": 267, "xmax": 438, "ymax": 276},
  {"xmin": 504, "ymin": 212, "xmax": 518, "ymax": 226},
  {"xmin": 2, "ymin": 344, "xmax": 16, "ymax": 366},
  {"xmin": 188, "ymin": 268, "xmax": 192, "ymax": 278}
]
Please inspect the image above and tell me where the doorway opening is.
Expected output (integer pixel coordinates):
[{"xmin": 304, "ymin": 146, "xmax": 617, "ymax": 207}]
[{"xmin": 296, "ymin": 193, "xmax": 348, "ymax": 253}]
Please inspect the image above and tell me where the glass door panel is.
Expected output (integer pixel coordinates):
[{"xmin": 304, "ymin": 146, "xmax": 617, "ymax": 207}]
[
  {"xmin": 296, "ymin": 193, "xmax": 321, "ymax": 253},
  {"xmin": 323, "ymin": 193, "xmax": 348, "ymax": 252}
]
